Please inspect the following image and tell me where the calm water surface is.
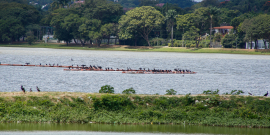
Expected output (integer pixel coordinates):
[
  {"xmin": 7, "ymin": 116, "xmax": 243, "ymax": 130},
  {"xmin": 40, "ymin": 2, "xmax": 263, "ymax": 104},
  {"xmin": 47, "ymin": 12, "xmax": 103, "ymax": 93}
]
[
  {"xmin": 0, "ymin": 123, "xmax": 269, "ymax": 135},
  {"xmin": 0, "ymin": 47, "xmax": 270, "ymax": 95}
]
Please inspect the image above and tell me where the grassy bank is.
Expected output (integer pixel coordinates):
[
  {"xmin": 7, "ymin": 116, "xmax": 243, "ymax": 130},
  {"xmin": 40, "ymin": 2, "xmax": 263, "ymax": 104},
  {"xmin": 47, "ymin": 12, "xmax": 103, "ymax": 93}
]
[
  {"xmin": 1, "ymin": 42, "xmax": 270, "ymax": 55},
  {"xmin": 0, "ymin": 92, "xmax": 269, "ymax": 128}
]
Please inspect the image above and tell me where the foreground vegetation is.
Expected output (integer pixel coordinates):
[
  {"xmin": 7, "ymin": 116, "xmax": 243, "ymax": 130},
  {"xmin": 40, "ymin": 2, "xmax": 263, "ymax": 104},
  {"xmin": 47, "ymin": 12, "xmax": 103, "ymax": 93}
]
[
  {"xmin": 0, "ymin": 91, "xmax": 269, "ymax": 128},
  {"xmin": 1, "ymin": 43, "xmax": 270, "ymax": 55}
]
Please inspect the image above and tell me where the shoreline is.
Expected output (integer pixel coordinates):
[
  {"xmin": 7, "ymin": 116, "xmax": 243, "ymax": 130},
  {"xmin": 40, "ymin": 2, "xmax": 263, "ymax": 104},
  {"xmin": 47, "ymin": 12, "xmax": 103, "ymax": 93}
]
[
  {"xmin": 1, "ymin": 43, "xmax": 270, "ymax": 55},
  {"xmin": 0, "ymin": 92, "xmax": 269, "ymax": 128}
]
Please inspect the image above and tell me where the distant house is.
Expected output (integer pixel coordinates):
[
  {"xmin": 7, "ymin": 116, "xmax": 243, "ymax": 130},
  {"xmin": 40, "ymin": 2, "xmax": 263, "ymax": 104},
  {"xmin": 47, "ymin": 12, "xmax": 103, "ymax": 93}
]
[
  {"xmin": 212, "ymin": 26, "xmax": 234, "ymax": 35},
  {"xmin": 246, "ymin": 40, "xmax": 269, "ymax": 49}
]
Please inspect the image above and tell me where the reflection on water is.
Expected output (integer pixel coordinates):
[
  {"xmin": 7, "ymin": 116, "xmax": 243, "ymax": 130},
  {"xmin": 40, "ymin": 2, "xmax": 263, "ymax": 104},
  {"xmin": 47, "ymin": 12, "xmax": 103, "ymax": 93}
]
[
  {"xmin": 0, "ymin": 123, "xmax": 269, "ymax": 135},
  {"xmin": 0, "ymin": 47, "xmax": 270, "ymax": 95}
]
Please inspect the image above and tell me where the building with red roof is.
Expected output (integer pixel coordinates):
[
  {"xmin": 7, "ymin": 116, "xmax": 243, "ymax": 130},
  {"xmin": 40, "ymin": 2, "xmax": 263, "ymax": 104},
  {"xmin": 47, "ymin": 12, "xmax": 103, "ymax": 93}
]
[{"xmin": 212, "ymin": 26, "xmax": 234, "ymax": 35}]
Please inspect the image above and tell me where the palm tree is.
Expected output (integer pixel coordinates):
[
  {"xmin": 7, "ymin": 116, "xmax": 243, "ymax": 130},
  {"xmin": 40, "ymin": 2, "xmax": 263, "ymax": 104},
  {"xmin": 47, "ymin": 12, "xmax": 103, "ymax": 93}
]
[
  {"xmin": 166, "ymin": 9, "xmax": 177, "ymax": 47},
  {"xmin": 208, "ymin": 7, "xmax": 219, "ymax": 48}
]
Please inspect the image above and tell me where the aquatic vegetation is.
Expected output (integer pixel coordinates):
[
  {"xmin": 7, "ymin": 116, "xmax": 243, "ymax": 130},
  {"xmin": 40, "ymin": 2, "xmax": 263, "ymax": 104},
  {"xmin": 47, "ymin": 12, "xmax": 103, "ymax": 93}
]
[{"xmin": 0, "ymin": 92, "xmax": 269, "ymax": 128}]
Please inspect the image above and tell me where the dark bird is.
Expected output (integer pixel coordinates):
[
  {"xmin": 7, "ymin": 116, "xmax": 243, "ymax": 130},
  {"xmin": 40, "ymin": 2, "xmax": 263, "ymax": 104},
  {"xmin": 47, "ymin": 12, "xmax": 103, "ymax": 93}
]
[
  {"xmin": 71, "ymin": 58, "xmax": 73, "ymax": 61},
  {"xmin": 30, "ymin": 88, "xmax": 32, "ymax": 92},
  {"xmin": 248, "ymin": 92, "xmax": 252, "ymax": 95},
  {"xmin": 36, "ymin": 86, "xmax": 40, "ymax": 92},
  {"xmin": 21, "ymin": 85, "xmax": 25, "ymax": 93},
  {"xmin": 264, "ymin": 91, "xmax": 268, "ymax": 97}
]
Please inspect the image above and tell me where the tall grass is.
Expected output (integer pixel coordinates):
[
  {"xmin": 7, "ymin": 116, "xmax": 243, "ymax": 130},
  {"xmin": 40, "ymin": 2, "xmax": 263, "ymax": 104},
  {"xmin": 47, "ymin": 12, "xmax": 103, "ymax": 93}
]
[{"xmin": 0, "ymin": 93, "xmax": 269, "ymax": 127}]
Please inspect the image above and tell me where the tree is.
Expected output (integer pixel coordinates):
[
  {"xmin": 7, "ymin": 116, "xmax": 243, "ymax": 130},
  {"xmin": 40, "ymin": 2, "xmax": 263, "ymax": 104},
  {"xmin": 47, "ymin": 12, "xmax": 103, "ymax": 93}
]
[
  {"xmin": 139, "ymin": 0, "xmax": 158, "ymax": 7},
  {"xmin": 221, "ymin": 32, "xmax": 236, "ymax": 48},
  {"xmin": 183, "ymin": 26, "xmax": 200, "ymax": 47},
  {"xmin": 119, "ymin": 6, "xmax": 165, "ymax": 46},
  {"xmin": 50, "ymin": 0, "xmax": 70, "ymax": 11},
  {"xmin": 50, "ymin": 8, "xmax": 77, "ymax": 45},
  {"xmin": 241, "ymin": 17, "xmax": 261, "ymax": 49},
  {"xmin": 26, "ymin": 31, "xmax": 36, "ymax": 45},
  {"xmin": 200, "ymin": 0, "xmax": 219, "ymax": 7},
  {"xmin": 62, "ymin": 14, "xmax": 85, "ymax": 46},
  {"xmin": 208, "ymin": 7, "xmax": 220, "ymax": 48},
  {"xmin": 100, "ymin": 23, "xmax": 116, "ymax": 45},
  {"xmin": 81, "ymin": 0, "xmax": 123, "ymax": 46},
  {"xmin": 176, "ymin": 14, "xmax": 193, "ymax": 47},
  {"xmin": 166, "ymin": 9, "xmax": 177, "ymax": 47},
  {"xmin": 0, "ymin": 2, "xmax": 40, "ymax": 43},
  {"xmin": 255, "ymin": 14, "xmax": 270, "ymax": 49}
]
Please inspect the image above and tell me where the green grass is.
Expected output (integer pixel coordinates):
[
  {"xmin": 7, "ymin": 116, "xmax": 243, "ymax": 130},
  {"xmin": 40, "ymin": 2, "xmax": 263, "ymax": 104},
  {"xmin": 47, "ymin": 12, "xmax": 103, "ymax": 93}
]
[
  {"xmin": 0, "ymin": 92, "xmax": 269, "ymax": 128},
  {"xmin": 1, "ymin": 42, "xmax": 270, "ymax": 55}
]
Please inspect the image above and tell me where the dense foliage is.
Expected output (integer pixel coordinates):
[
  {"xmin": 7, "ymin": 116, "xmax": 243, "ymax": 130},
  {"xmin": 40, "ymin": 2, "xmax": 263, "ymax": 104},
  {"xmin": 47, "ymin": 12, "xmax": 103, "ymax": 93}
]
[
  {"xmin": 0, "ymin": 2, "xmax": 40, "ymax": 43},
  {"xmin": 0, "ymin": 93, "xmax": 269, "ymax": 128},
  {"xmin": 0, "ymin": 0, "xmax": 270, "ymax": 48}
]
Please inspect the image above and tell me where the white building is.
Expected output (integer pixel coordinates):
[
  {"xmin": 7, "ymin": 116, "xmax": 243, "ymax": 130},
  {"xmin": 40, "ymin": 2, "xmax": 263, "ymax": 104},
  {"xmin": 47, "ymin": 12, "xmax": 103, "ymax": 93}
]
[{"xmin": 246, "ymin": 40, "xmax": 269, "ymax": 49}]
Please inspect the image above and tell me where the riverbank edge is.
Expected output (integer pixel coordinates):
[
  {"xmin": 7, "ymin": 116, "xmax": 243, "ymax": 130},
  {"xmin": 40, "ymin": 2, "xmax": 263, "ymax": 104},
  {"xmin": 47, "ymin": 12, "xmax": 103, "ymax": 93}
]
[
  {"xmin": 0, "ymin": 92, "xmax": 269, "ymax": 128},
  {"xmin": 1, "ymin": 43, "xmax": 270, "ymax": 55}
]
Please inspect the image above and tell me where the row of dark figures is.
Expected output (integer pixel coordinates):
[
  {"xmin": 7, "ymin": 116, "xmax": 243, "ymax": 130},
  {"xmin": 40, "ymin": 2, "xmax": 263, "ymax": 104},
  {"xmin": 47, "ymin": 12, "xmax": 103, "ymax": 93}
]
[
  {"xmin": 69, "ymin": 65, "xmax": 102, "ymax": 69},
  {"xmin": 21, "ymin": 85, "xmax": 40, "ymax": 93}
]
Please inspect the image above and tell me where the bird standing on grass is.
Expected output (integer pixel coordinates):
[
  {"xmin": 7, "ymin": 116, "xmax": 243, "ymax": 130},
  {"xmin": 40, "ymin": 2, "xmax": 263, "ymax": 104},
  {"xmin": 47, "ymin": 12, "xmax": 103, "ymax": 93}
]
[
  {"xmin": 30, "ymin": 88, "xmax": 32, "ymax": 92},
  {"xmin": 264, "ymin": 91, "xmax": 268, "ymax": 97},
  {"xmin": 21, "ymin": 85, "xmax": 25, "ymax": 93},
  {"xmin": 36, "ymin": 86, "xmax": 40, "ymax": 92}
]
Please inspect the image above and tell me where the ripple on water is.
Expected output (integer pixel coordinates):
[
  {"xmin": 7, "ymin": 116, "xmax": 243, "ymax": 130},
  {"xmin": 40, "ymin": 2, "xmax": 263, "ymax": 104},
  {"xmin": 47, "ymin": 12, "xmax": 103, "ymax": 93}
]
[{"xmin": 0, "ymin": 47, "xmax": 270, "ymax": 95}]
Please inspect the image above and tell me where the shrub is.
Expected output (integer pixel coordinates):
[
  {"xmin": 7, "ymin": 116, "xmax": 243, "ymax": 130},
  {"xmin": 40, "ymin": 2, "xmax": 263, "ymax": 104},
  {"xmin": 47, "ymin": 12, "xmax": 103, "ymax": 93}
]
[
  {"xmin": 165, "ymin": 89, "xmax": 177, "ymax": 95},
  {"xmin": 221, "ymin": 32, "xmax": 236, "ymax": 48},
  {"xmin": 92, "ymin": 95, "xmax": 134, "ymax": 111},
  {"xmin": 203, "ymin": 89, "xmax": 219, "ymax": 95},
  {"xmin": 122, "ymin": 87, "xmax": 136, "ymax": 94},
  {"xmin": 223, "ymin": 90, "xmax": 244, "ymax": 95},
  {"xmin": 99, "ymin": 85, "xmax": 114, "ymax": 93}
]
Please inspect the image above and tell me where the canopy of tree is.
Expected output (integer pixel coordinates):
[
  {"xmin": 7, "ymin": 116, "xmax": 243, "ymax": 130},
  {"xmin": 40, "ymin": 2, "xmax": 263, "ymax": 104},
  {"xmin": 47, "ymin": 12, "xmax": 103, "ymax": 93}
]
[
  {"xmin": 0, "ymin": 2, "xmax": 41, "ymax": 43},
  {"xmin": 48, "ymin": 0, "xmax": 123, "ymax": 46},
  {"xmin": 118, "ymin": 6, "xmax": 165, "ymax": 46},
  {"xmin": 109, "ymin": 0, "xmax": 194, "ymax": 8}
]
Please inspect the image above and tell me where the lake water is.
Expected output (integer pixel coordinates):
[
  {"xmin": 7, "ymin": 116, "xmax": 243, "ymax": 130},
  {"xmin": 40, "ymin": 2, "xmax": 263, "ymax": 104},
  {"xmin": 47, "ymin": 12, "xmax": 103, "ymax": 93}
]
[
  {"xmin": 1, "ymin": 47, "xmax": 270, "ymax": 95},
  {"xmin": 0, "ymin": 123, "xmax": 270, "ymax": 135}
]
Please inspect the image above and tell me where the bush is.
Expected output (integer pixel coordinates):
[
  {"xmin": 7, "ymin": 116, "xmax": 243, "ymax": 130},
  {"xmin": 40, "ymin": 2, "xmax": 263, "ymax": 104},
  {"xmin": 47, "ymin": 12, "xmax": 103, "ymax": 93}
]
[
  {"xmin": 92, "ymin": 95, "xmax": 134, "ymax": 111},
  {"xmin": 99, "ymin": 85, "xmax": 114, "ymax": 93},
  {"xmin": 203, "ymin": 89, "xmax": 219, "ymax": 95},
  {"xmin": 221, "ymin": 33, "xmax": 236, "ymax": 48},
  {"xmin": 165, "ymin": 89, "xmax": 177, "ymax": 95},
  {"xmin": 122, "ymin": 87, "xmax": 136, "ymax": 94},
  {"xmin": 223, "ymin": 90, "xmax": 244, "ymax": 95}
]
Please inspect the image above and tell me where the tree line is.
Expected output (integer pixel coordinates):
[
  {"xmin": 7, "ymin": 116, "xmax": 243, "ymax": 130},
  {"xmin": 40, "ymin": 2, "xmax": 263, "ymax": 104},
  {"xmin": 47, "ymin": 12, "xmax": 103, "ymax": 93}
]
[{"xmin": 0, "ymin": 0, "xmax": 270, "ymax": 48}]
